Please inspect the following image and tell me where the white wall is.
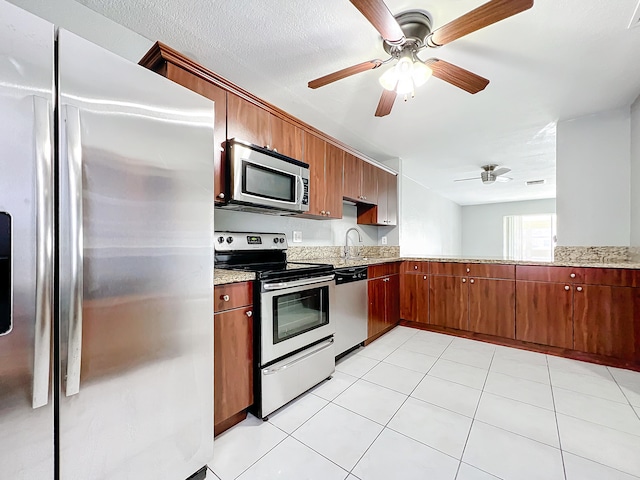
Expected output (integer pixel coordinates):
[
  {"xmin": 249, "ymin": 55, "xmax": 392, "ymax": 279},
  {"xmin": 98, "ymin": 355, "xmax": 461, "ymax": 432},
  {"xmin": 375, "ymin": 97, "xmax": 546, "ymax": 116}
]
[
  {"xmin": 556, "ymin": 107, "xmax": 631, "ymax": 246},
  {"xmin": 461, "ymin": 199, "xmax": 556, "ymax": 258},
  {"xmin": 631, "ymin": 96, "xmax": 640, "ymax": 246},
  {"xmin": 399, "ymin": 176, "xmax": 462, "ymax": 256},
  {"xmin": 215, "ymin": 204, "xmax": 381, "ymax": 247},
  {"xmin": 8, "ymin": 0, "xmax": 153, "ymax": 61}
]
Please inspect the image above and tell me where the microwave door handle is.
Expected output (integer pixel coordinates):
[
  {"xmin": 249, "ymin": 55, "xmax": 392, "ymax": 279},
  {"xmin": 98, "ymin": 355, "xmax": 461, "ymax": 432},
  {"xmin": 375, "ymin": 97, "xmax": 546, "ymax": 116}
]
[{"xmin": 296, "ymin": 175, "xmax": 304, "ymax": 204}]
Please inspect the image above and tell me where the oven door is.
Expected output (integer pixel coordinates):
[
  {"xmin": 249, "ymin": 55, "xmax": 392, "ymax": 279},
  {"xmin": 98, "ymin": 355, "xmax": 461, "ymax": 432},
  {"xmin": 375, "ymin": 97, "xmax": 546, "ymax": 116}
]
[{"xmin": 260, "ymin": 275, "xmax": 335, "ymax": 365}]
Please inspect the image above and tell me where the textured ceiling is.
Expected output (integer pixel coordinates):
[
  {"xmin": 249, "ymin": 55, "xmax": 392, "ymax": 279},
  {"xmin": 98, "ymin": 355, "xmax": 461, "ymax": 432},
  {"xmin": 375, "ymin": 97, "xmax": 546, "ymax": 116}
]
[{"xmin": 74, "ymin": 0, "xmax": 640, "ymax": 205}]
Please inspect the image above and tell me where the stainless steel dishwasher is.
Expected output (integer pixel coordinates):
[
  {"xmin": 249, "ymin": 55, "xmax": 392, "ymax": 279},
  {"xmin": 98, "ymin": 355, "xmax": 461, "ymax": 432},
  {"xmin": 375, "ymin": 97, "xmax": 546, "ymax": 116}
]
[{"xmin": 333, "ymin": 266, "xmax": 368, "ymax": 357}]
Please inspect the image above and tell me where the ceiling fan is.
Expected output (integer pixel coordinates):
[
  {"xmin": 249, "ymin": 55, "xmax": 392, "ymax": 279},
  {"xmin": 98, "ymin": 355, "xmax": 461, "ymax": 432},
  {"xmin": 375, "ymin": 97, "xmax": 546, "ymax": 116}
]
[
  {"xmin": 455, "ymin": 164, "xmax": 512, "ymax": 184},
  {"xmin": 308, "ymin": 0, "xmax": 534, "ymax": 117}
]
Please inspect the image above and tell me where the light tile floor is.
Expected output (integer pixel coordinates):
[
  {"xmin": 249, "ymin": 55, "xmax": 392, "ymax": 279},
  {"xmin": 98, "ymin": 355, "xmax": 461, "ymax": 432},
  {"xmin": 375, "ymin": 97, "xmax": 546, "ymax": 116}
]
[{"xmin": 207, "ymin": 326, "xmax": 640, "ymax": 480}]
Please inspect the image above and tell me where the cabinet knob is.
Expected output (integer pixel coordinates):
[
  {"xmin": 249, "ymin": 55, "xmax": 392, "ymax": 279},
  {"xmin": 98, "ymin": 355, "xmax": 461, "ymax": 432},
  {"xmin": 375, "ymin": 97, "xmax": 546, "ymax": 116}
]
[
  {"xmin": 364, "ymin": 196, "xmax": 367, "ymax": 200},
  {"xmin": 264, "ymin": 145, "xmax": 270, "ymax": 149},
  {"xmin": 414, "ymin": 266, "xmax": 418, "ymax": 270},
  {"xmin": 462, "ymin": 278, "xmax": 467, "ymax": 283},
  {"xmin": 222, "ymin": 294, "xmax": 230, "ymax": 301},
  {"xmin": 246, "ymin": 310, "xmax": 253, "ymax": 317},
  {"xmin": 470, "ymin": 279, "xmax": 475, "ymax": 284},
  {"xmin": 466, "ymin": 268, "xmax": 470, "ymax": 273},
  {"xmin": 217, "ymin": 193, "xmax": 225, "ymax": 199},
  {"xmin": 383, "ymin": 277, "xmax": 389, "ymax": 282},
  {"xmin": 564, "ymin": 286, "xmax": 570, "ymax": 291},
  {"xmin": 273, "ymin": 148, "xmax": 278, "ymax": 153},
  {"xmin": 326, "ymin": 211, "xmax": 330, "ymax": 216},
  {"xmin": 570, "ymin": 273, "xmax": 576, "ymax": 278},
  {"xmin": 576, "ymin": 286, "xmax": 583, "ymax": 292},
  {"xmin": 423, "ymin": 275, "xmax": 427, "ymax": 280},
  {"xmin": 320, "ymin": 210, "xmax": 326, "ymax": 215}
]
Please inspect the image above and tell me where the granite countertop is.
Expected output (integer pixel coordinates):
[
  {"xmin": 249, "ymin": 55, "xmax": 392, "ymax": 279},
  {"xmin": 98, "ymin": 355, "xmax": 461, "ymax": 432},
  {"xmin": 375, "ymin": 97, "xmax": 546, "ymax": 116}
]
[{"xmin": 214, "ymin": 269, "xmax": 255, "ymax": 286}]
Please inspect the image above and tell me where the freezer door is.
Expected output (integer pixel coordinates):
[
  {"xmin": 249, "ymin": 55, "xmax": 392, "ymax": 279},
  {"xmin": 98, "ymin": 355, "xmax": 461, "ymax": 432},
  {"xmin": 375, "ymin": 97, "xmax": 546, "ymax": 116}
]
[
  {"xmin": 57, "ymin": 30, "xmax": 214, "ymax": 479},
  {"xmin": 0, "ymin": 2, "xmax": 55, "ymax": 479}
]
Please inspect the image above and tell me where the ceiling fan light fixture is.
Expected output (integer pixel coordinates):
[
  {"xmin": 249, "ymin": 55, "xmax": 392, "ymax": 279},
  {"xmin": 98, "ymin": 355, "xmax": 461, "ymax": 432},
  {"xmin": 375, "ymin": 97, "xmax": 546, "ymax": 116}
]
[
  {"xmin": 412, "ymin": 60, "xmax": 432, "ymax": 87},
  {"xmin": 378, "ymin": 53, "xmax": 432, "ymax": 94}
]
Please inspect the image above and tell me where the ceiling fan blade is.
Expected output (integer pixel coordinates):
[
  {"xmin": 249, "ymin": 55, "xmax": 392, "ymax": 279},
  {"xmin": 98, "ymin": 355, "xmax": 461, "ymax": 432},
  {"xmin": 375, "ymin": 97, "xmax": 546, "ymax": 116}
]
[
  {"xmin": 493, "ymin": 167, "xmax": 511, "ymax": 176},
  {"xmin": 496, "ymin": 176, "xmax": 512, "ymax": 183},
  {"xmin": 375, "ymin": 89, "xmax": 396, "ymax": 117},
  {"xmin": 454, "ymin": 177, "xmax": 479, "ymax": 182},
  {"xmin": 429, "ymin": 0, "xmax": 534, "ymax": 46},
  {"xmin": 424, "ymin": 58, "xmax": 489, "ymax": 94},
  {"xmin": 308, "ymin": 60, "xmax": 383, "ymax": 89},
  {"xmin": 350, "ymin": 0, "xmax": 405, "ymax": 43}
]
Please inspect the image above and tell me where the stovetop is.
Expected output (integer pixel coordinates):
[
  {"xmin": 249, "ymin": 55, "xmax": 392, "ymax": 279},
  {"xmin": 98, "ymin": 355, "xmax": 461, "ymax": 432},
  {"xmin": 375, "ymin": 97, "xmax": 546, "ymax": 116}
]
[{"xmin": 223, "ymin": 262, "xmax": 334, "ymax": 281}]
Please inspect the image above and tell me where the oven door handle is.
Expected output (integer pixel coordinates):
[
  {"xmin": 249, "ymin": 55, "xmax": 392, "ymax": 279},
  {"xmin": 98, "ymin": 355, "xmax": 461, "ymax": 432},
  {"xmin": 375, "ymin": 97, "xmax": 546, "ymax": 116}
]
[
  {"xmin": 262, "ymin": 274, "xmax": 335, "ymax": 291},
  {"xmin": 263, "ymin": 338, "xmax": 334, "ymax": 375}
]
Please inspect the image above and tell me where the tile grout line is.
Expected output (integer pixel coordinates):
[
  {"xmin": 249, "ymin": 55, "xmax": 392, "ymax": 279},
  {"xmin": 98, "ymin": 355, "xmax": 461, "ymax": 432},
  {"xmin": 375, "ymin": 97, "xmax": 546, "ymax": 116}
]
[
  {"xmin": 343, "ymin": 329, "xmax": 453, "ymax": 476},
  {"xmin": 606, "ymin": 365, "xmax": 640, "ymax": 422},
  {"xmin": 453, "ymin": 347, "xmax": 496, "ymax": 480},
  {"xmin": 546, "ymin": 354, "xmax": 568, "ymax": 480}
]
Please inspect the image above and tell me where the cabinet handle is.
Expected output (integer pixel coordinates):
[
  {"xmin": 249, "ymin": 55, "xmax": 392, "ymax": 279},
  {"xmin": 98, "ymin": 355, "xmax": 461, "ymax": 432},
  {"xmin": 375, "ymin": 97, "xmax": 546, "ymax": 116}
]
[
  {"xmin": 564, "ymin": 286, "xmax": 570, "ymax": 291},
  {"xmin": 414, "ymin": 265, "xmax": 418, "ymax": 270},
  {"xmin": 383, "ymin": 278, "xmax": 389, "ymax": 282},
  {"xmin": 222, "ymin": 294, "xmax": 230, "ymax": 301},
  {"xmin": 246, "ymin": 310, "xmax": 253, "ymax": 317},
  {"xmin": 462, "ymin": 278, "xmax": 467, "ymax": 283},
  {"xmin": 470, "ymin": 279, "xmax": 475, "ymax": 284},
  {"xmin": 576, "ymin": 286, "xmax": 583, "ymax": 292},
  {"xmin": 570, "ymin": 273, "xmax": 576, "ymax": 278},
  {"xmin": 423, "ymin": 276, "xmax": 427, "ymax": 280},
  {"xmin": 466, "ymin": 267, "xmax": 470, "ymax": 273},
  {"xmin": 217, "ymin": 193, "xmax": 225, "ymax": 199}
]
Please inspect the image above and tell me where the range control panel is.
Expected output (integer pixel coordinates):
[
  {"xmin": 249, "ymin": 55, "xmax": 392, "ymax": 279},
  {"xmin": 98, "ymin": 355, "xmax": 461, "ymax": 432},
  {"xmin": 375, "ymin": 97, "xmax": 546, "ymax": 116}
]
[{"xmin": 214, "ymin": 231, "xmax": 287, "ymax": 251}]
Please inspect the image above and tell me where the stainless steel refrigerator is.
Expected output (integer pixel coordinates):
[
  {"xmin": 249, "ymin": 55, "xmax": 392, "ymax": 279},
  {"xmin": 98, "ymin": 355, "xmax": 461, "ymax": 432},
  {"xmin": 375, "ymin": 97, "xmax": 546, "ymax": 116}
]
[{"xmin": 0, "ymin": 2, "xmax": 215, "ymax": 479}]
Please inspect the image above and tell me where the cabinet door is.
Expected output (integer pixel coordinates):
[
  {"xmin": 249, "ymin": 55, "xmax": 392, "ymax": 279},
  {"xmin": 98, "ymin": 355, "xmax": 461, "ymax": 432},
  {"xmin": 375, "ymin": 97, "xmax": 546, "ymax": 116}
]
[
  {"xmin": 385, "ymin": 172, "xmax": 398, "ymax": 226},
  {"xmin": 214, "ymin": 306, "xmax": 254, "ymax": 428},
  {"xmin": 429, "ymin": 275, "xmax": 469, "ymax": 330},
  {"xmin": 324, "ymin": 143, "xmax": 344, "ymax": 219},
  {"xmin": 368, "ymin": 277, "xmax": 386, "ymax": 337},
  {"xmin": 573, "ymin": 285, "xmax": 637, "ymax": 360},
  {"xmin": 361, "ymin": 161, "xmax": 378, "ymax": 205},
  {"xmin": 515, "ymin": 281, "xmax": 573, "ymax": 348},
  {"xmin": 343, "ymin": 152, "xmax": 362, "ymax": 201},
  {"xmin": 386, "ymin": 274, "xmax": 400, "ymax": 327},
  {"xmin": 303, "ymin": 132, "xmax": 326, "ymax": 217},
  {"xmin": 165, "ymin": 64, "xmax": 227, "ymax": 203},
  {"xmin": 227, "ymin": 93, "xmax": 270, "ymax": 147},
  {"xmin": 400, "ymin": 274, "xmax": 429, "ymax": 323},
  {"xmin": 469, "ymin": 278, "xmax": 515, "ymax": 338},
  {"xmin": 270, "ymin": 115, "xmax": 303, "ymax": 160}
]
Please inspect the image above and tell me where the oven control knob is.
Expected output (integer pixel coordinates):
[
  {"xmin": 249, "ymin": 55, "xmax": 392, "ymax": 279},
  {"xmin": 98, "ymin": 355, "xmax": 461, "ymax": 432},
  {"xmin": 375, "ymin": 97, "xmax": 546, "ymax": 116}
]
[
  {"xmin": 217, "ymin": 236, "xmax": 225, "ymax": 244},
  {"xmin": 273, "ymin": 238, "xmax": 278, "ymax": 244},
  {"xmin": 279, "ymin": 238, "xmax": 285, "ymax": 243},
  {"xmin": 226, "ymin": 236, "xmax": 234, "ymax": 244}
]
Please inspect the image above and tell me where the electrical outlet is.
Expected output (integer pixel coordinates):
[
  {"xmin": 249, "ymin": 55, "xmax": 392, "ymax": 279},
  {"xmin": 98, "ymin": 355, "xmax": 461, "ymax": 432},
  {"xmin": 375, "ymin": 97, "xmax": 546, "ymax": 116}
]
[
  {"xmin": 292, "ymin": 231, "xmax": 302, "ymax": 243},
  {"xmin": 381, "ymin": 236, "xmax": 388, "ymax": 245}
]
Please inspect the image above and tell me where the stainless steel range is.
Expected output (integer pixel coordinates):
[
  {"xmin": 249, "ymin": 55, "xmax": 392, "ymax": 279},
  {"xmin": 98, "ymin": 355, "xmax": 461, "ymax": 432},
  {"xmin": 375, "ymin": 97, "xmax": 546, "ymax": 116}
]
[{"xmin": 215, "ymin": 232, "xmax": 335, "ymax": 418}]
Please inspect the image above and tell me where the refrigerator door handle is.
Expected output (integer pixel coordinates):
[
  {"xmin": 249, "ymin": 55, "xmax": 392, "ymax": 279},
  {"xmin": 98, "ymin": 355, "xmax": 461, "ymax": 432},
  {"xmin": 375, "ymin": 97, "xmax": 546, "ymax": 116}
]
[
  {"xmin": 64, "ymin": 105, "xmax": 83, "ymax": 397},
  {"xmin": 32, "ymin": 96, "xmax": 53, "ymax": 409}
]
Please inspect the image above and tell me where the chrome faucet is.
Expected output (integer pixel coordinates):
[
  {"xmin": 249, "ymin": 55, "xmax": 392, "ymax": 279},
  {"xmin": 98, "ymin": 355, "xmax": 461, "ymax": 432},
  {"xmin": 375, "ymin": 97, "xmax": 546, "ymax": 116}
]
[{"xmin": 344, "ymin": 227, "xmax": 363, "ymax": 259}]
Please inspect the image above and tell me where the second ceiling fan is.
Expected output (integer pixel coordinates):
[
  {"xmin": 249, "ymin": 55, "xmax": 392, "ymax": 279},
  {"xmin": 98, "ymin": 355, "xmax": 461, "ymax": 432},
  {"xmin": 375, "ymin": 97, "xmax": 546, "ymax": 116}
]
[{"xmin": 308, "ymin": 0, "xmax": 534, "ymax": 117}]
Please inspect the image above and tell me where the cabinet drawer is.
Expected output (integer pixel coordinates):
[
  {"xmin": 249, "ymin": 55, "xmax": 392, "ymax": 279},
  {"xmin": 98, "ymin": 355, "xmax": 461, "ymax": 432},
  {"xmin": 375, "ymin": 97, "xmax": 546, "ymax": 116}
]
[
  {"xmin": 468, "ymin": 263, "xmax": 515, "ymax": 280},
  {"xmin": 402, "ymin": 261, "xmax": 430, "ymax": 274},
  {"xmin": 516, "ymin": 265, "xmax": 583, "ymax": 283},
  {"xmin": 368, "ymin": 262, "xmax": 400, "ymax": 278},
  {"xmin": 430, "ymin": 262, "xmax": 468, "ymax": 277},
  {"xmin": 580, "ymin": 267, "xmax": 639, "ymax": 287},
  {"xmin": 214, "ymin": 281, "xmax": 253, "ymax": 312}
]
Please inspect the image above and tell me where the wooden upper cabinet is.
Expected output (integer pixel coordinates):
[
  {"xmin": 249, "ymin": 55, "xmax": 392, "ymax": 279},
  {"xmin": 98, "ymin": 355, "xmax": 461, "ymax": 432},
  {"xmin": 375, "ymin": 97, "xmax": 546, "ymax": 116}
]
[
  {"xmin": 227, "ymin": 93, "xmax": 270, "ymax": 147},
  {"xmin": 361, "ymin": 161, "xmax": 378, "ymax": 205},
  {"xmin": 323, "ymin": 143, "xmax": 344, "ymax": 219},
  {"xmin": 343, "ymin": 152, "xmax": 362, "ymax": 201},
  {"xmin": 359, "ymin": 170, "xmax": 397, "ymax": 226},
  {"xmin": 303, "ymin": 132, "xmax": 326, "ymax": 217},
  {"xmin": 269, "ymin": 114, "xmax": 303, "ymax": 161}
]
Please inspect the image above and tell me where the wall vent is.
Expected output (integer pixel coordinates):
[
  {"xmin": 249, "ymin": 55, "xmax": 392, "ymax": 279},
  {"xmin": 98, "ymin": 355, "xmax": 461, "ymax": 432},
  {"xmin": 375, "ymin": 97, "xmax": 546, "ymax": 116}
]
[{"xmin": 526, "ymin": 179, "xmax": 545, "ymax": 186}]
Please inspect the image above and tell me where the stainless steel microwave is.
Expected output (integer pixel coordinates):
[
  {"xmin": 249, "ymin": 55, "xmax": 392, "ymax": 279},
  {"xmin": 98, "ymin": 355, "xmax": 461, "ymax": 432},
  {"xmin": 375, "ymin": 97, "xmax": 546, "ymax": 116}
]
[{"xmin": 222, "ymin": 139, "xmax": 310, "ymax": 215}]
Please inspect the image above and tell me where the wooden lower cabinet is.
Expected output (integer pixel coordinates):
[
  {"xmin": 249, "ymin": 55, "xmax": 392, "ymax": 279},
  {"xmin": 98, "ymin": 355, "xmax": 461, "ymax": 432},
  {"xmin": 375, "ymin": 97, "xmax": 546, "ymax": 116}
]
[
  {"xmin": 429, "ymin": 275, "xmax": 469, "ymax": 330},
  {"xmin": 515, "ymin": 281, "xmax": 573, "ymax": 349},
  {"xmin": 573, "ymin": 285, "xmax": 637, "ymax": 360},
  {"xmin": 387, "ymin": 274, "xmax": 400, "ymax": 327},
  {"xmin": 368, "ymin": 269, "xmax": 400, "ymax": 339},
  {"xmin": 400, "ymin": 273, "xmax": 429, "ymax": 324},
  {"xmin": 469, "ymin": 278, "xmax": 515, "ymax": 338}
]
